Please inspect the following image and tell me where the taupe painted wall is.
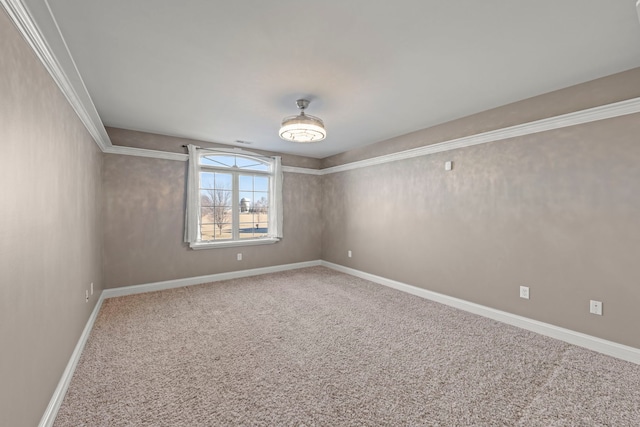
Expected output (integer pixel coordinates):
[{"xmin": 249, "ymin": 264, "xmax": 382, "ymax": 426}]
[
  {"xmin": 3, "ymin": 2, "xmax": 639, "ymax": 422},
  {"xmin": 102, "ymin": 152, "xmax": 322, "ymax": 288},
  {"xmin": 322, "ymin": 68, "xmax": 640, "ymax": 168},
  {"xmin": 107, "ymin": 127, "xmax": 323, "ymax": 170},
  {"xmin": 322, "ymin": 72, "xmax": 640, "ymax": 349},
  {"xmin": 104, "ymin": 70, "xmax": 640, "ymax": 350},
  {"xmin": 0, "ymin": 9, "xmax": 103, "ymax": 427}
]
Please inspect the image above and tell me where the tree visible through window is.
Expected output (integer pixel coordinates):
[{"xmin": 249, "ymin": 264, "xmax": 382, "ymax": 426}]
[
  {"xmin": 200, "ymin": 185, "xmax": 232, "ymax": 239},
  {"xmin": 196, "ymin": 152, "xmax": 274, "ymax": 243}
]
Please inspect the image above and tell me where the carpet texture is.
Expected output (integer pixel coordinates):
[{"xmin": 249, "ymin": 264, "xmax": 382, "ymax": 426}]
[{"xmin": 54, "ymin": 267, "xmax": 640, "ymax": 426}]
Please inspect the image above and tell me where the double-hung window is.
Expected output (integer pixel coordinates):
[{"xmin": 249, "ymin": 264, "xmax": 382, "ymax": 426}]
[{"xmin": 185, "ymin": 145, "xmax": 283, "ymax": 249}]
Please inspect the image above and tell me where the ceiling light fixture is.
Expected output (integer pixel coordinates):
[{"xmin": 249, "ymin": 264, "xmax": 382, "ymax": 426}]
[{"xmin": 279, "ymin": 99, "xmax": 326, "ymax": 143}]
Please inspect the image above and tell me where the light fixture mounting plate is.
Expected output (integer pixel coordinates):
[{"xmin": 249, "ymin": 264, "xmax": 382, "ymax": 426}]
[{"xmin": 296, "ymin": 99, "xmax": 310, "ymax": 110}]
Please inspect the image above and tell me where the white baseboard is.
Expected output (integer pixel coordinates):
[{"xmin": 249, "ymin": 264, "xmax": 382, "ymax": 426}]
[
  {"xmin": 321, "ymin": 261, "xmax": 640, "ymax": 365},
  {"xmin": 39, "ymin": 293, "xmax": 106, "ymax": 427},
  {"xmin": 103, "ymin": 260, "xmax": 322, "ymax": 298},
  {"xmin": 41, "ymin": 259, "xmax": 640, "ymax": 425},
  {"xmin": 39, "ymin": 260, "xmax": 321, "ymax": 425}
]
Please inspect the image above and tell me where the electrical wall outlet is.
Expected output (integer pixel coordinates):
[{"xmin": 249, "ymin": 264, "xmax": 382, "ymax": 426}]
[
  {"xmin": 237, "ymin": 253, "xmax": 242, "ymax": 261},
  {"xmin": 90, "ymin": 282, "xmax": 94, "ymax": 295},
  {"xmin": 519, "ymin": 286, "xmax": 530, "ymax": 299},
  {"xmin": 445, "ymin": 161, "xmax": 453, "ymax": 171},
  {"xmin": 348, "ymin": 250, "xmax": 352, "ymax": 258},
  {"xmin": 590, "ymin": 300, "xmax": 603, "ymax": 315}
]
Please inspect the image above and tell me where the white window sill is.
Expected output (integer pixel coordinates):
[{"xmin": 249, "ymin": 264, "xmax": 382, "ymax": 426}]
[{"xmin": 189, "ymin": 238, "xmax": 280, "ymax": 250}]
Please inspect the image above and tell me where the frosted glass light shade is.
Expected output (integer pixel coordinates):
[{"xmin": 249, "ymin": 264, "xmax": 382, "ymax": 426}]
[{"xmin": 279, "ymin": 113, "xmax": 326, "ymax": 143}]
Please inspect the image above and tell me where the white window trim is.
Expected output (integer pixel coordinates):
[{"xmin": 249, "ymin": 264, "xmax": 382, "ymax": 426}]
[
  {"xmin": 189, "ymin": 238, "xmax": 280, "ymax": 250},
  {"xmin": 184, "ymin": 145, "xmax": 283, "ymax": 249}
]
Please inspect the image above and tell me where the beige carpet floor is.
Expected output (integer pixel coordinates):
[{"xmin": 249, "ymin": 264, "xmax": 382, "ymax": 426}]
[{"xmin": 54, "ymin": 267, "xmax": 640, "ymax": 426}]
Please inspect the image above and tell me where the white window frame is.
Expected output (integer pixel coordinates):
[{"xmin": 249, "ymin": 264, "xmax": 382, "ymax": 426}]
[{"xmin": 184, "ymin": 146, "xmax": 283, "ymax": 250}]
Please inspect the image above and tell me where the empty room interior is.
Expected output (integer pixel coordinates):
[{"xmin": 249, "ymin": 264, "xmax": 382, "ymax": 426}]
[{"xmin": 2, "ymin": 1, "xmax": 640, "ymax": 426}]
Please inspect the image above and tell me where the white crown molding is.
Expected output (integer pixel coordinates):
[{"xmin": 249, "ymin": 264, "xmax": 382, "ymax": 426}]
[
  {"xmin": 5, "ymin": 0, "xmax": 638, "ymax": 171},
  {"xmin": 282, "ymin": 165, "xmax": 323, "ymax": 175},
  {"xmin": 104, "ymin": 144, "xmax": 323, "ymax": 174},
  {"xmin": 321, "ymin": 97, "xmax": 640, "ymax": 175},
  {"xmin": 1, "ymin": 0, "xmax": 112, "ymax": 150},
  {"xmin": 4, "ymin": 1, "xmax": 640, "ymax": 175},
  {"xmin": 321, "ymin": 261, "xmax": 640, "ymax": 365},
  {"xmin": 38, "ymin": 292, "xmax": 106, "ymax": 427},
  {"xmin": 103, "ymin": 145, "xmax": 188, "ymax": 161},
  {"xmin": 98, "ymin": 97, "xmax": 640, "ymax": 177}
]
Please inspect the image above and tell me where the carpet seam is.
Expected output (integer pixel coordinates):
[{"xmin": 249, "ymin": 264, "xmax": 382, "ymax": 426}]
[{"xmin": 513, "ymin": 344, "xmax": 570, "ymax": 425}]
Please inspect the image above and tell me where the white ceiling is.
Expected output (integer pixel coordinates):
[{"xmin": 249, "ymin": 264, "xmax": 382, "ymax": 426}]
[{"xmin": 41, "ymin": 0, "xmax": 640, "ymax": 158}]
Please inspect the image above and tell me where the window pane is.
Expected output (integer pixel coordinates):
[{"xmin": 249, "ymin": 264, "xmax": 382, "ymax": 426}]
[
  {"xmin": 201, "ymin": 204, "xmax": 231, "ymax": 229},
  {"xmin": 200, "ymin": 172, "xmax": 231, "ymax": 190},
  {"xmin": 201, "ymin": 154, "xmax": 269, "ymax": 171},
  {"xmin": 238, "ymin": 208, "xmax": 268, "ymax": 239},
  {"xmin": 200, "ymin": 191, "xmax": 214, "ymax": 207},
  {"xmin": 201, "ymin": 172, "xmax": 215, "ymax": 189},
  {"xmin": 191, "ymin": 150, "xmax": 277, "ymax": 246},
  {"xmin": 200, "ymin": 223, "xmax": 217, "ymax": 241},
  {"xmin": 200, "ymin": 190, "xmax": 231, "ymax": 207},
  {"xmin": 239, "ymin": 221, "xmax": 268, "ymax": 238},
  {"xmin": 254, "ymin": 192, "xmax": 268, "ymax": 206},
  {"xmin": 238, "ymin": 212, "xmax": 255, "ymax": 237},
  {"xmin": 201, "ymin": 155, "xmax": 235, "ymax": 168},
  {"xmin": 218, "ymin": 191, "xmax": 233, "ymax": 207},
  {"xmin": 254, "ymin": 176, "xmax": 269, "ymax": 192},
  {"xmin": 239, "ymin": 191, "xmax": 253, "ymax": 201},
  {"xmin": 214, "ymin": 173, "xmax": 232, "ymax": 189},
  {"xmin": 239, "ymin": 222, "xmax": 255, "ymax": 238},
  {"xmin": 200, "ymin": 207, "xmax": 213, "ymax": 223},
  {"xmin": 236, "ymin": 156, "xmax": 269, "ymax": 171},
  {"xmin": 213, "ymin": 223, "xmax": 232, "ymax": 240},
  {"xmin": 201, "ymin": 223, "xmax": 232, "ymax": 241},
  {"xmin": 239, "ymin": 175, "xmax": 253, "ymax": 191},
  {"xmin": 213, "ymin": 205, "xmax": 232, "ymax": 222},
  {"xmin": 239, "ymin": 193, "xmax": 252, "ymax": 213}
]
